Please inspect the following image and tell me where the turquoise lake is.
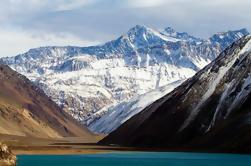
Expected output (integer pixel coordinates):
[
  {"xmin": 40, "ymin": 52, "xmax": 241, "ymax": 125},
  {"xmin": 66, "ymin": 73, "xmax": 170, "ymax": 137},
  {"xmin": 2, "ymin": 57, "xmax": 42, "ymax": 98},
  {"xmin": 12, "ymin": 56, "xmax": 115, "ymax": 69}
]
[{"xmin": 17, "ymin": 152, "xmax": 251, "ymax": 166}]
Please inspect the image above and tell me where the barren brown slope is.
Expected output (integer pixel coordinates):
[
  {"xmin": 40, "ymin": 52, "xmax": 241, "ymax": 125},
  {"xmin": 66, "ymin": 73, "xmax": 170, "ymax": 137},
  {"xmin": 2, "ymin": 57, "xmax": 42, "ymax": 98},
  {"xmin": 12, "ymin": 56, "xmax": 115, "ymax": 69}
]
[{"xmin": 0, "ymin": 64, "xmax": 95, "ymax": 141}]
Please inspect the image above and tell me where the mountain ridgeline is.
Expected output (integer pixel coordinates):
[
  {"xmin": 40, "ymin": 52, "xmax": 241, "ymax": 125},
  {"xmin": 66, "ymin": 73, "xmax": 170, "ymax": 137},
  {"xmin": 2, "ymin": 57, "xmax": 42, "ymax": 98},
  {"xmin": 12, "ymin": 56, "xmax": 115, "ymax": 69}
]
[
  {"xmin": 1, "ymin": 25, "xmax": 249, "ymax": 134},
  {"xmin": 100, "ymin": 35, "xmax": 251, "ymax": 152}
]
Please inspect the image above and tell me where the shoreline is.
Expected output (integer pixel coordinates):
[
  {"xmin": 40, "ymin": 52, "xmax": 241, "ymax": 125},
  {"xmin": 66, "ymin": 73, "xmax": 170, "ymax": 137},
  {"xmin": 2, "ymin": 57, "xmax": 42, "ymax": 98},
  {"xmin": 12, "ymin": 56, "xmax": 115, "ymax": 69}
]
[
  {"xmin": 11, "ymin": 145, "xmax": 134, "ymax": 155},
  {"xmin": 12, "ymin": 145, "xmax": 251, "ymax": 156},
  {"xmin": 3, "ymin": 135, "xmax": 251, "ymax": 156}
]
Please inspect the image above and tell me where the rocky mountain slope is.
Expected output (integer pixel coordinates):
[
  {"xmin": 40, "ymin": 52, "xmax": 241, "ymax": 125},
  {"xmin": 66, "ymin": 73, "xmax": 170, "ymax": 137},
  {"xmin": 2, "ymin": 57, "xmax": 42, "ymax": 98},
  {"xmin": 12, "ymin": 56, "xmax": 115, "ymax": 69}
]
[
  {"xmin": 0, "ymin": 143, "xmax": 16, "ymax": 166},
  {"xmin": 0, "ymin": 64, "xmax": 94, "ymax": 140},
  {"xmin": 1, "ymin": 26, "xmax": 249, "ymax": 132},
  {"xmin": 100, "ymin": 35, "xmax": 251, "ymax": 152},
  {"xmin": 88, "ymin": 80, "xmax": 184, "ymax": 134}
]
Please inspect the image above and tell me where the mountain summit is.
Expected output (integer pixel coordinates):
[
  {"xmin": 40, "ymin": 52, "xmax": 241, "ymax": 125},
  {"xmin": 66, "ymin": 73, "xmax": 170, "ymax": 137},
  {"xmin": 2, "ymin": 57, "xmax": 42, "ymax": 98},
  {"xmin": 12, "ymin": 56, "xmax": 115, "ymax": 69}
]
[
  {"xmin": 162, "ymin": 27, "xmax": 201, "ymax": 43},
  {"xmin": 210, "ymin": 28, "xmax": 250, "ymax": 49}
]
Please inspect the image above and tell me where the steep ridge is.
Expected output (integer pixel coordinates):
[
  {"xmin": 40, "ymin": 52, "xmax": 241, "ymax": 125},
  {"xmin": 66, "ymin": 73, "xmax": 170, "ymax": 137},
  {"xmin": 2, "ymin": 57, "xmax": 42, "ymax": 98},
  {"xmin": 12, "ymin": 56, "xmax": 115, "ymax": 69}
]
[
  {"xmin": 100, "ymin": 35, "xmax": 251, "ymax": 152},
  {"xmin": 0, "ymin": 64, "xmax": 94, "ymax": 140},
  {"xmin": 1, "ymin": 26, "xmax": 249, "ymax": 131}
]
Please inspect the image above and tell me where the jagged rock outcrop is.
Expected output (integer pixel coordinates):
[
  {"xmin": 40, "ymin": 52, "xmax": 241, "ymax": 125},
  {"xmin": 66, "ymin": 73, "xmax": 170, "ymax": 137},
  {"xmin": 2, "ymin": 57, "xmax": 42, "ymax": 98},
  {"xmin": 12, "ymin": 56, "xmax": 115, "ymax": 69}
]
[{"xmin": 0, "ymin": 143, "xmax": 16, "ymax": 166}]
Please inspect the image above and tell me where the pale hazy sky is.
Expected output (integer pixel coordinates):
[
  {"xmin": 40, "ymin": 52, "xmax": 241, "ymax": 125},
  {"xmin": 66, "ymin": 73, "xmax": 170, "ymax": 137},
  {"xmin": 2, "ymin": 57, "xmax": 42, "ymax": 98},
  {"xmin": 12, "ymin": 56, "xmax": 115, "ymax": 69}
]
[{"xmin": 0, "ymin": 0, "xmax": 250, "ymax": 57}]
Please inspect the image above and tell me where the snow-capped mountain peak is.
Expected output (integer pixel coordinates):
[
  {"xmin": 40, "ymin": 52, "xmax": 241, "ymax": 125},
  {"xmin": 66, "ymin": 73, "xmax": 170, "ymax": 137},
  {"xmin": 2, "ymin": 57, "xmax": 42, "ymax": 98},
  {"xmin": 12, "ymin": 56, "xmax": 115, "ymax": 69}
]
[
  {"xmin": 162, "ymin": 27, "xmax": 201, "ymax": 43},
  {"xmin": 210, "ymin": 28, "xmax": 250, "ymax": 49},
  {"xmin": 121, "ymin": 25, "xmax": 179, "ymax": 48}
]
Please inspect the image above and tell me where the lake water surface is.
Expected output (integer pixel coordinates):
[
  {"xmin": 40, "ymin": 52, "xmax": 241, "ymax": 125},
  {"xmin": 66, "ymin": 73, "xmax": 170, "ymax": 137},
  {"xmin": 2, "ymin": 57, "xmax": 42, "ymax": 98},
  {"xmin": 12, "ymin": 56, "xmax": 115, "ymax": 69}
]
[{"xmin": 18, "ymin": 152, "xmax": 251, "ymax": 166}]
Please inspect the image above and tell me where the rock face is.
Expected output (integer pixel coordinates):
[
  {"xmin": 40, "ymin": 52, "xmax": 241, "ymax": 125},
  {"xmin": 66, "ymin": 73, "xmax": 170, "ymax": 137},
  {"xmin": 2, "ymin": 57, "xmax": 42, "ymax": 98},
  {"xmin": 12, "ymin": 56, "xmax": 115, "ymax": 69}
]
[
  {"xmin": 0, "ymin": 143, "xmax": 16, "ymax": 166},
  {"xmin": 1, "ymin": 26, "xmax": 249, "ymax": 132},
  {"xmin": 0, "ymin": 64, "xmax": 94, "ymax": 141},
  {"xmin": 100, "ymin": 35, "xmax": 251, "ymax": 152}
]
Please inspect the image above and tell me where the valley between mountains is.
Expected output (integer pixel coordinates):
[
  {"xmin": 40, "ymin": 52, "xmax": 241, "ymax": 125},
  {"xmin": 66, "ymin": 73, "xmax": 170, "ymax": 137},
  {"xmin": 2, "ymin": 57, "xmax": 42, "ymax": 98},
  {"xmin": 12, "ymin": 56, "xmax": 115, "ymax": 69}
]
[{"xmin": 0, "ymin": 25, "xmax": 251, "ymax": 157}]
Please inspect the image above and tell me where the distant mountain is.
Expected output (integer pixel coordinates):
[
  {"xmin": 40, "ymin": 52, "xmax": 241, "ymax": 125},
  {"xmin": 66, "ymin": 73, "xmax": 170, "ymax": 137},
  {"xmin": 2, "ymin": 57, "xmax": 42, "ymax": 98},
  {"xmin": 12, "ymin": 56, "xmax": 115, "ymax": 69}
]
[
  {"xmin": 100, "ymin": 35, "xmax": 251, "ymax": 153},
  {"xmin": 1, "ymin": 25, "xmax": 249, "ymax": 133},
  {"xmin": 209, "ymin": 28, "xmax": 249, "ymax": 49},
  {"xmin": 0, "ymin": 64, "xmax": 94, "ymax": 141}
]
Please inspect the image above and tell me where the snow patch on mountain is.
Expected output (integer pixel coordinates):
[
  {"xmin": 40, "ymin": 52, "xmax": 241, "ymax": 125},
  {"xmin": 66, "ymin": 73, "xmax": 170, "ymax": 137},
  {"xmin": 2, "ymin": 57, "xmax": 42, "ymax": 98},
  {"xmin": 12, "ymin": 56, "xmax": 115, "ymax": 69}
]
[
  {"xmin": 89, "ymin": 80, "xmax": 184, "ymax": 134},
  {"xmin": 180, "ymin": 35, "xmax": 251, "ymax": 131},
  {"xmin": 239, "ymin": 38, "xmax": 251, "ymax": 54},
  {"xmin": 180, "ymin": 48, "xmax": 241, "ymax": 131}
]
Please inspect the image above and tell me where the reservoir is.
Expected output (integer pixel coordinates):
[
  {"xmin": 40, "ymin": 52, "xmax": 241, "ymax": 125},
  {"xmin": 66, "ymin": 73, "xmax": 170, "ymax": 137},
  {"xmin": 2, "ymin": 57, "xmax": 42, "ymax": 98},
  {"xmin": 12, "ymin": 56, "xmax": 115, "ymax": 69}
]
[{"xmin": 18, "ymin": 152, "xmax": 251, "ymax": 166}]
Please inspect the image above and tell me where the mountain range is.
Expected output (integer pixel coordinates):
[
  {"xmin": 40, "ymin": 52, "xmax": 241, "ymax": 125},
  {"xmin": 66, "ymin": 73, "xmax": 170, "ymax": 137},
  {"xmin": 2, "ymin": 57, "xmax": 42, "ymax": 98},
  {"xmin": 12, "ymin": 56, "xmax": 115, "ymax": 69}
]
[
  {"xmin": 1, "ymin": 25, "xmax": 249, "ymax": 134},
  {"xmin": 100, "ymin": 35, "xmax": 251, "ymax": 153}
]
